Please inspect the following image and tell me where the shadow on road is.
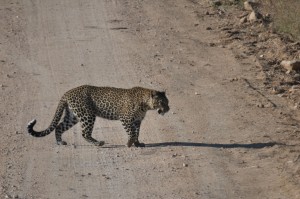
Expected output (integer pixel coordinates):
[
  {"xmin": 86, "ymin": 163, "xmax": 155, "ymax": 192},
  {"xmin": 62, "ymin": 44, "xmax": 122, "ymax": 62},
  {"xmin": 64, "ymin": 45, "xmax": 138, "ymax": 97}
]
[{"xmin": 146, "ymin": 142, "xmax": 287, "ymax": 149}]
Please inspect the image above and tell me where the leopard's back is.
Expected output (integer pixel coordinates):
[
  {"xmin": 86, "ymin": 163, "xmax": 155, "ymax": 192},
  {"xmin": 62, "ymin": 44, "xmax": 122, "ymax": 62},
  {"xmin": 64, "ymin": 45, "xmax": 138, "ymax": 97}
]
[{"xmin": 63, "ymin": 85, "xmax": 144, "ymax": 120}]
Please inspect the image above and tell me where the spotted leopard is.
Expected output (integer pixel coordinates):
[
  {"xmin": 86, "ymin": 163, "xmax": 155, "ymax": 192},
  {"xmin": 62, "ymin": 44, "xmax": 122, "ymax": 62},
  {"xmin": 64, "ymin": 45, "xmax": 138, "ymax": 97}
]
[{"xmin": 27, "ymin": 85, "xmax": 169, "ymax": 147}]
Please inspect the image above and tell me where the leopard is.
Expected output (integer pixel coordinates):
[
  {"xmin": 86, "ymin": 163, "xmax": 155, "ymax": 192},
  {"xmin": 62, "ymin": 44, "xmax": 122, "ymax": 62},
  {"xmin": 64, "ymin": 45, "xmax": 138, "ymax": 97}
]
[{"xmin": 27, "ymin": 85, "xmax": 169, "ymax": 147}]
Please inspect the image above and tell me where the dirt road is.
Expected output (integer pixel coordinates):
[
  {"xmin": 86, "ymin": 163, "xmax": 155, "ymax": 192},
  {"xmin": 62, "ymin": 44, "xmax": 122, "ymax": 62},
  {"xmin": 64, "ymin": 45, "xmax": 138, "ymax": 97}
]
[{"xmin": 1, "ymin": 0, "xmax": 299, "ymax": 198}]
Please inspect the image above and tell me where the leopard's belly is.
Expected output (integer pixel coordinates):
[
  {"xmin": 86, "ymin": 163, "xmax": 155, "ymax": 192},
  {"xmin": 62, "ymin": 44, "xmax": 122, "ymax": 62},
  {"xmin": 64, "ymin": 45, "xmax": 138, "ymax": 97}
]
[{"xmin": 96, "ymin": 108, "xmax": 119, "ymax": 120}]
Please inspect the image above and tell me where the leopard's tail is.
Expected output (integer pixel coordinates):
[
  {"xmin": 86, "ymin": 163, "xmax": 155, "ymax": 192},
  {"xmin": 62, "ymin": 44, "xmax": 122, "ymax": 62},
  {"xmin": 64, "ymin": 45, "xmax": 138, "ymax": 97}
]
[{"xmin": 27, "ymin": 100, "xmax": 67, "ymax": 137}]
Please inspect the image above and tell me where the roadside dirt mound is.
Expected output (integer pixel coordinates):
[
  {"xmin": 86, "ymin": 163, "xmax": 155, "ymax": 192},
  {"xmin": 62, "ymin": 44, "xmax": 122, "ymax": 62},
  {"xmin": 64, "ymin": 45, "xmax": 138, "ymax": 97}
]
[{"xmin": 207, "ymin": 0, "xmax": 300, "ymax": 187}]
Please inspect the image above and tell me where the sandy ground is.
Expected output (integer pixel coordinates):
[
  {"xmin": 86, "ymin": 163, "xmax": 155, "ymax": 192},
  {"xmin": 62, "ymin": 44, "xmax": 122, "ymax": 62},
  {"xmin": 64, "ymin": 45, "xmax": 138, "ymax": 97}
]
[{"xmin": 0, "ymin": 0, "xmax": 299, "ymax": 198}]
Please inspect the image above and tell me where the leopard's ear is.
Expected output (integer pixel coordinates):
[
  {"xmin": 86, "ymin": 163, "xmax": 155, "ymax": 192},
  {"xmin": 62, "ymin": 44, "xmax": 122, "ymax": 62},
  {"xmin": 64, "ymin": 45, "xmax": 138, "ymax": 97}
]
[
  {"xmin": 152, "ymin": 90, "xmax": 166, "ymax": 98},
  {"xmin": 159, "ymin": 90, "xmax": 167, "ymax": 95},
  {"xmin": 159, "ymin": 91, "xmax": 166, "ymax": 97}
]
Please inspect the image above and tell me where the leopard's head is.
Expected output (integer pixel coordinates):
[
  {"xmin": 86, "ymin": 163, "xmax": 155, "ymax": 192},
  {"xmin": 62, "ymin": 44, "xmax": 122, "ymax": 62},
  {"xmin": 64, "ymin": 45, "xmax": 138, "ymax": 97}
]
[{"xmin": 151, "ymin": 91, "xmax": 169, "ymax": 115}]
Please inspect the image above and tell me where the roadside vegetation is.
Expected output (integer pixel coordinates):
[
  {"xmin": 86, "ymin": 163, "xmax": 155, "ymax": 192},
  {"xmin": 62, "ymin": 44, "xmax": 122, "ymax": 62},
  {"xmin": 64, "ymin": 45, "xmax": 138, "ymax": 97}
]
[
  {"xmin": 220, "ymin": 0, "xmax": 300, "ymax": 41},
  {"xmin": 260, "ymin": 0, "xmax": 300, "ymax": 41}
]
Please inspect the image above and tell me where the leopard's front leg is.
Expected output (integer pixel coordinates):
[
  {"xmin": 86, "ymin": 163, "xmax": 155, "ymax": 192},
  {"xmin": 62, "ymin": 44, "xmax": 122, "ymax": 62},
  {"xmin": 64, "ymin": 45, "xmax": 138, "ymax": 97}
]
[{"xmin": 121, "ymin": 119, "xmax": 145, "ymax": 148}]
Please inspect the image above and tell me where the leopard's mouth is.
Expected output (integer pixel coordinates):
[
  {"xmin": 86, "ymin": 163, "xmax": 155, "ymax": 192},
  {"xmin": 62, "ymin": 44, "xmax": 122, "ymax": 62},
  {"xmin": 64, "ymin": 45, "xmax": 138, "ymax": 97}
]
[
  {"xmin": 158, "ymin": 107, "xmax": 169, "ymax": 115},
  {"xmin": 158, "ymin": 109, "xmax": 164, "ymax": 115}
]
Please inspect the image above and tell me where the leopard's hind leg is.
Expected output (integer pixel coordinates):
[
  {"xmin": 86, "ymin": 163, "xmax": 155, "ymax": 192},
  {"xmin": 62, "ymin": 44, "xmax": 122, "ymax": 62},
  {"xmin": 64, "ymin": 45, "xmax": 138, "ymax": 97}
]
[
  {"xmin": 69, "ymin": 100, "xmax": 105, "ymax": 146},
  {"xmin": 55, "ymin": 107, "xmax": 78, "ymax": 145},
  {"xmin": 80, "ymin": 114, "xmax": 104, "ymax": 146}
]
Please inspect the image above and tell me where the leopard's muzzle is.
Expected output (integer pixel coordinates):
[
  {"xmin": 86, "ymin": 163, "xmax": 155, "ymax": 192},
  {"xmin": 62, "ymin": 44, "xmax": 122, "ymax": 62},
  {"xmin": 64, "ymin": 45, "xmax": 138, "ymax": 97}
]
[{"xmin": 157, "ymin": 105, "xmax": 169, "ymax": 116}]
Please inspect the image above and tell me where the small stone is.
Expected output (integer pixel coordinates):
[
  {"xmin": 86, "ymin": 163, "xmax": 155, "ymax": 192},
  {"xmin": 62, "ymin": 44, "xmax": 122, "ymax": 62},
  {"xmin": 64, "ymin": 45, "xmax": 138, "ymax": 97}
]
[
  {"xmin": 240, "ymin": 16, "xmax": 247, "ymax": 24},
  {"xmin": 292, "ymin": 85, "xmax": 300, "ymax": 90},
  {"xmin": 289, "ymin": 85, "xmax": 300, "ymax": 94},
  {"xmin": 248, "ymin": 12, "xmax": 257, "ymax": 22},
  {"xmin": 239, "ymin": 160, "xmax": 246, "ymax": 164},
  {"xmin": 248, "ymin": 11, "xmax": 262, "ymax": 23},
  {"xmin": 211, "ymin": 0, "xmax": 222, "ymax": 6},
  {"xmin": 195, "ymin": 92, "xmax": 200, "ymax": 95},
  {"xmin": 292, "ymin": 104, "xmax": 298, "ymax": 110},
  {"xmin": 230, "ymin": 77, "xmax": 239, "ymax": 82},
  {"xmin": 271, "ymin": 87, "xmax": 284, "ymax": 94},
  {"xmin": 278, "ymin": 93, "xmax": 288, "ymax": 98},
  {"xmin": 183, "ymin": 163, "xmax": 188, "ymax": 167},
  {"xmin": 280, "ymin": 60, "xmax": 300, "ymax": 71},
  {"xmin": 256, "ymin": 103, "xmax": 264, "ymax": 108},
  {"xmin": 294, "ymin": 73, "xmax": 300, "ymax": 78},
  {"xmin": 244, "ymin": 1, "xmax": 254, "ymax": 11}
]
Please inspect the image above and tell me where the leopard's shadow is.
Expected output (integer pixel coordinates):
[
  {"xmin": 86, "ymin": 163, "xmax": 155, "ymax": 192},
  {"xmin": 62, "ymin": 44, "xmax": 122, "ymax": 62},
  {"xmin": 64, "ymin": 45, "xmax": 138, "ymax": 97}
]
[
  {"xmin": 74, "ymin": 142, "xmax": 289, "ymax": 149},
  {"xmin": 145, "ymin": 141, "xmax": 285, "ymax": 149}
]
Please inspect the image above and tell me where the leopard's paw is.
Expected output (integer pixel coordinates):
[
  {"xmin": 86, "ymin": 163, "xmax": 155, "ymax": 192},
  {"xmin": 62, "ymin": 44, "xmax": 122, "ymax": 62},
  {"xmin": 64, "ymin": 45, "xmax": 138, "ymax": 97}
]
[
  {"xmin": 134, "ymin": 142, "xmax": 145, "ymax": 147},
  {"xmin": 57, "ymin": 140, "xmax": 67, "ymax": 145}
]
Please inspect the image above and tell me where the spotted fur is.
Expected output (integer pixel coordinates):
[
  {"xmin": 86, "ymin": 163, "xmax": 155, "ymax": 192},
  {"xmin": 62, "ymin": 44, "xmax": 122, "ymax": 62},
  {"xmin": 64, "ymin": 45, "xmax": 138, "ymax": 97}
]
[{"xmin": 27, "ymin": 85, "xmax": 169, "ymax": 147}]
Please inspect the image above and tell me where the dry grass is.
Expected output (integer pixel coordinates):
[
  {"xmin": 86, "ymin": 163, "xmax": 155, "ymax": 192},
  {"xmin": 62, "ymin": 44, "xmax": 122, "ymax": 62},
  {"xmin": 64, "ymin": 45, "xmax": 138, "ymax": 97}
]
[
  {"xmin": 260, "ymin": 0, "xmax": 300, "ymax": 41},
  {"xmin": 216, "ymin": 0, "xmax": 300, "ymax": 41}
]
